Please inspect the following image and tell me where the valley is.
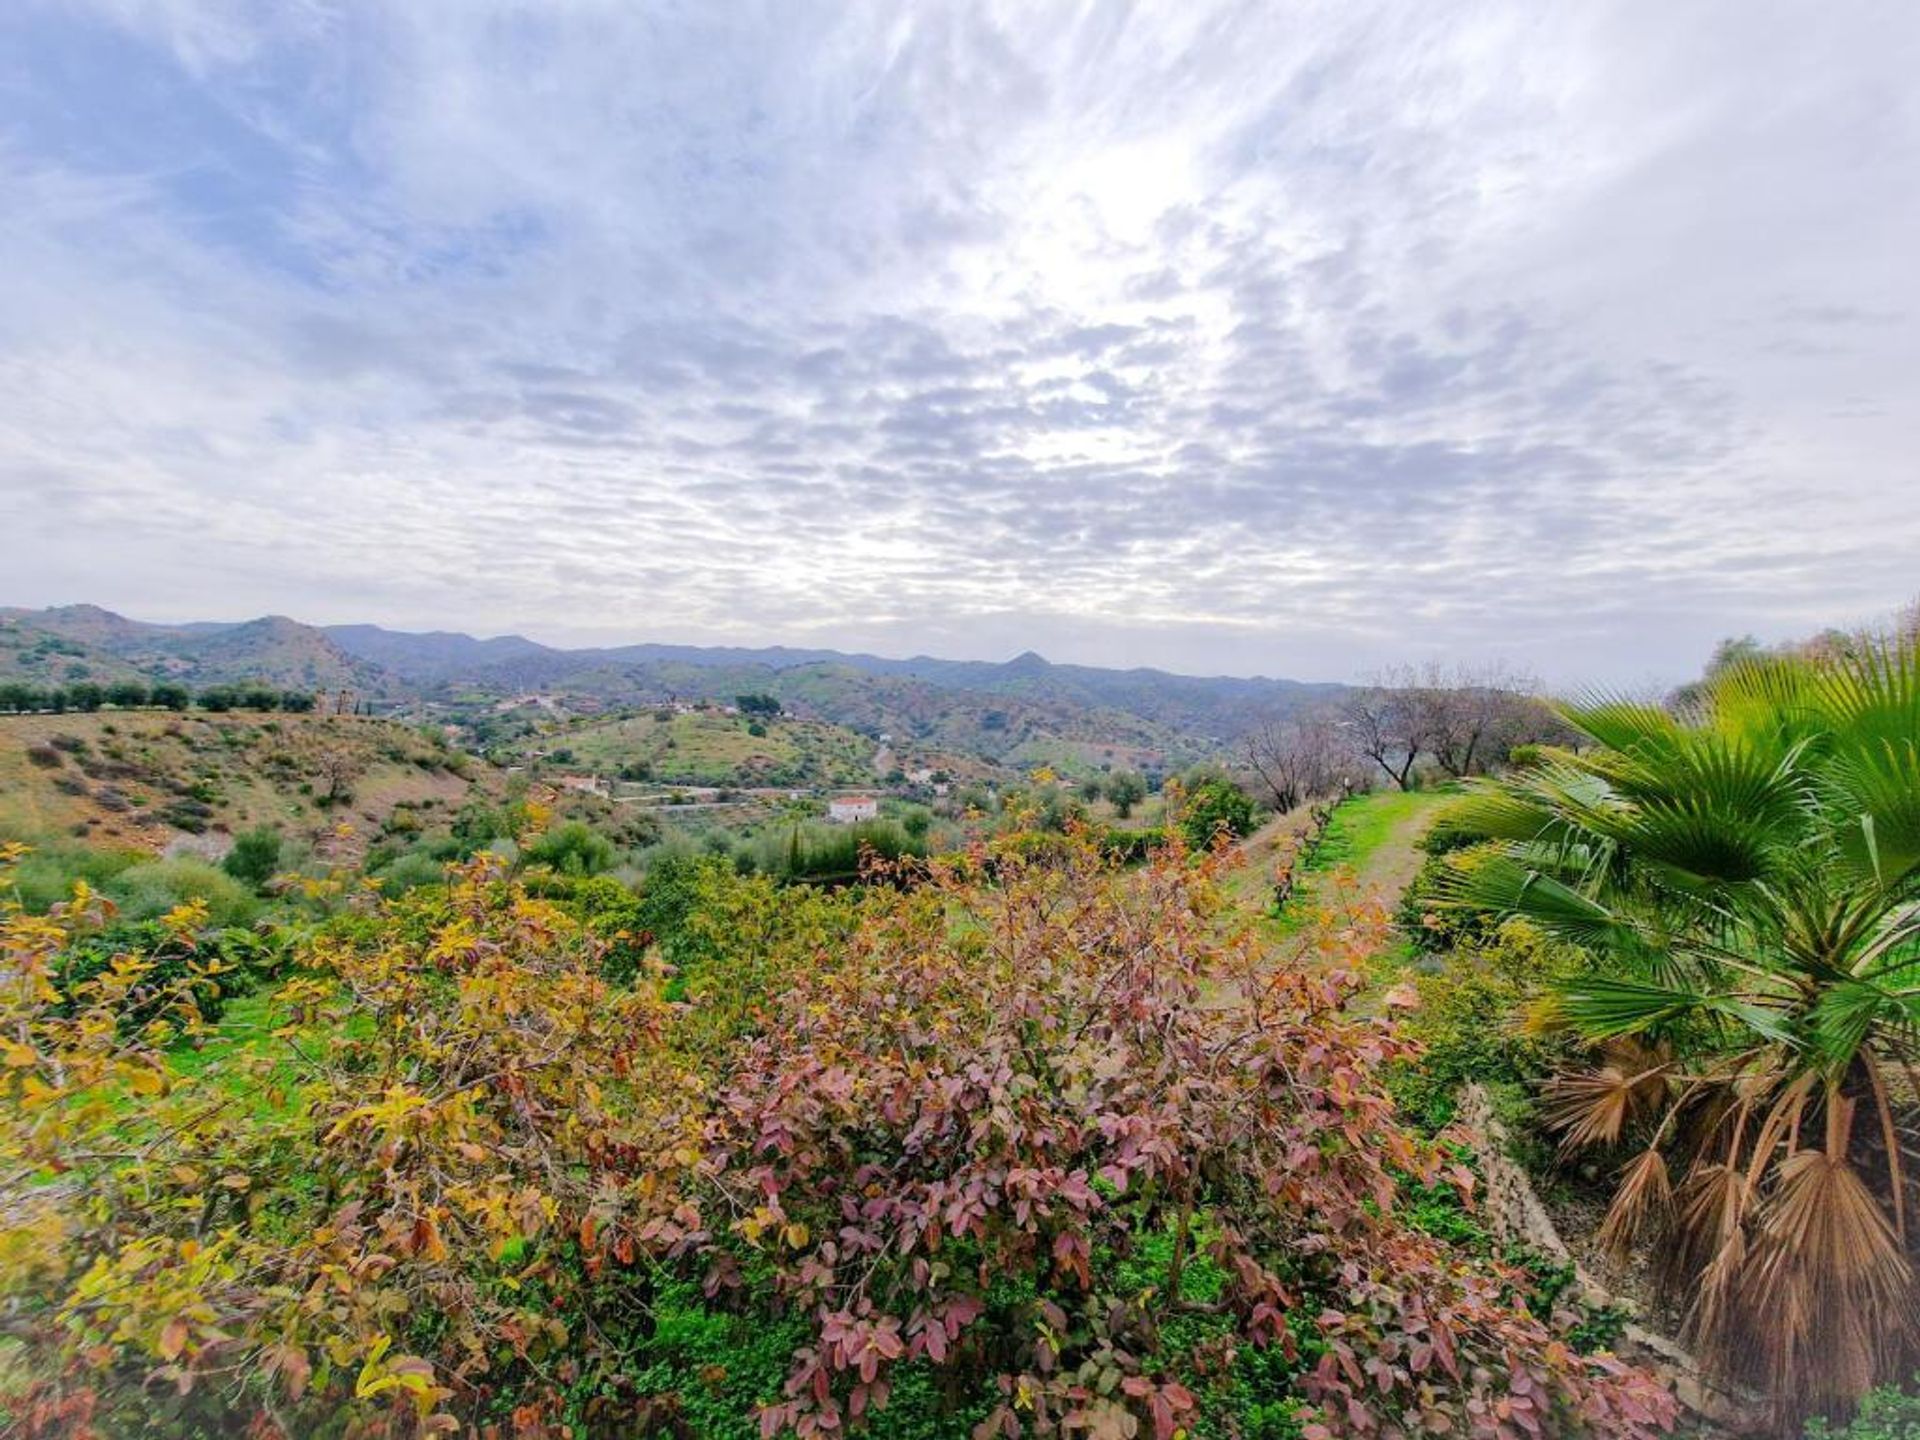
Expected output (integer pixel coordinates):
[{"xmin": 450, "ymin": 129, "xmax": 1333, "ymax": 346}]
[{"xmin": 2, "ymin": 604, "xmax": 1341, "ymax": 775}]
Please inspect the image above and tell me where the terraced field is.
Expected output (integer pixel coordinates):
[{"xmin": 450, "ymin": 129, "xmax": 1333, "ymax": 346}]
[{"xmin": 515, "ymin": 709, "xmax": 874, "ymax": 787}]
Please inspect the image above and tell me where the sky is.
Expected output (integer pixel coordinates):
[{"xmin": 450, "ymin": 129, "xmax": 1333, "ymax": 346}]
[{"xmin": 1, "ymin": 1, "xmax": 1915, "ymax": 686}]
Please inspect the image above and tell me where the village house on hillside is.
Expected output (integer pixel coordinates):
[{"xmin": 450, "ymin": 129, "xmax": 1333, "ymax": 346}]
[{"xmin": 826, "ymin": 795, "xmax": 878, "ymax": 824}]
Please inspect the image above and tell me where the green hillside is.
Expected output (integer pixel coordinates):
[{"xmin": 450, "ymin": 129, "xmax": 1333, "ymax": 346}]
[
  {"xmin": 0, "ymin": 616, "xmax": 153, "ymax": 687},
  {"xmin": 0, "ymin": 710, "xmax": 484, "ymax": 858},
  {"xmin": 507, "ymin": 708, "xmax": 880, "ymax": 787},
  {"xmin": 1, "ymin": 607, "xmax": 391, "ymax": 696}
]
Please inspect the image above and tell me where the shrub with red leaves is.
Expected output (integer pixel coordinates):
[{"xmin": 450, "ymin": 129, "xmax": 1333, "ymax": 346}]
[{"xmin": 650, "ymin": 835, "xmax": 1676, "ymax": 1439}]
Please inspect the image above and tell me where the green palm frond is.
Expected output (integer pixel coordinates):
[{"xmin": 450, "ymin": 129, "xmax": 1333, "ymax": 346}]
[
  {"xmin": 1823, "ymin": 740, "xmax": 1920, "ymax": 889},
  {"xmin": 1560, "ymin": 975, "xmax": 1796, "ymax": 1046},
  {"xmin": 1558, "ymin": 975, "xmax": 1707, "ymax": 1038},
  {"xmin": 1852, "ymin": 901, "xmax": 1920, "ymax": 978},
  {"xmin": 1703, "ymin": 657, "xmax": 1840, "ymax": 764},
  {"xmin": 1810, "ymin": 638, "xmax": 1920, "ymax": 754},
  {"xmin": 1616, "ymin": 802, "xmax": 1785, "ymax": 885},
  {"xmin": 1557, "ymin": 695, "xmax": 1685, "ymax": 756},
  {"xmin": 1807, "ymin": 978, "xmax": 1920, "ymax": 1073},
  {"xmin": 1434, "ymin": 853, "xmax": 1648, "ymax": 955},
  {"xmin": 1432, "ymin": 789, "xmax": 1563, "ymax": 845},
  {"xmin": 1451, "ymin": 635, "xmax": 1920, "ymax": 1063}
]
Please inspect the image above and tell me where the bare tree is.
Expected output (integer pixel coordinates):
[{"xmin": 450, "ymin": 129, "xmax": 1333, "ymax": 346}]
[
  {"xmin": 1340, "ymin": 679, "xmax": 1424, "ymax": 791},
  {"xmin": 311, "ymin": 743, "xmax": 365, "ymax": 809},
  {"xmin": 1417, "ymin": 662, "xmax": 1544, "ymax": 779},
  {"xmin": 1340, "ymin": 662, "xmax": 1552, "ymax": 789},
  {"xmin": 1241, "ymin": 712, "xmax": 1349, "ymax": 812}
]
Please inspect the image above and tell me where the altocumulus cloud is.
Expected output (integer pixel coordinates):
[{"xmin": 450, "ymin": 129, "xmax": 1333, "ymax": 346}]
[{"xmin": 0, "ymin": 0, "xmax": 1915, "ymax": 682}]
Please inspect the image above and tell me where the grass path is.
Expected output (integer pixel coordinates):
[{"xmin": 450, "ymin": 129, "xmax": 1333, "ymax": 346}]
[
  {"xmin": 1224, "ymin": 787, "xmax": 1452, "ymax": 927},
  {"xmin": 1318, "ymin": 788, "xmax": 1452, "ymax": 907}
]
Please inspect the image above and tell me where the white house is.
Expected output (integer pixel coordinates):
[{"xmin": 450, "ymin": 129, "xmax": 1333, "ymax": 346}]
[{"xmin": 827, "ymin": 795, "xmax": 879, "ymax": 824}]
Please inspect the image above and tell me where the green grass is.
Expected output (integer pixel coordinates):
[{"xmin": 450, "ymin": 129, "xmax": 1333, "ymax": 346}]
[
  {"xmin": 1301, "ymin": 787, "xmax": 1450, "ymax": 879},
  {"xmin": 164, "ymin": 986, "xmax": 353, "ymax": 1121},
  {"xmin": 1255, "ymin": 788, "xmax": 1452, "ymax": 946},
  {"xmin": 166, "ymin": 990, "xmax": 279, "ymax": 1084}
]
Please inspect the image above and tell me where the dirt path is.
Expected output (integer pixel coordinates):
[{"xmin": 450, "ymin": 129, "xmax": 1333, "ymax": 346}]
[{"xmin": 1344, "ymin": 791, "xmax": 1449, "ymax": 906}]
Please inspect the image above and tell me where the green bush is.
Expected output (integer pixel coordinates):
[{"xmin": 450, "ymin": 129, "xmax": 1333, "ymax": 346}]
[
  {"xmin": 1, "ymin": 840, "xmax": 145, "ymax": 913},
  {"xmin": 1806, "ymin": 1383, "xmax": 1920, "ymax": 1438},
  {"xmin": 1396, "ymin": 841, "xmax": 1504, "ymax": 955},
  {"xmin": 104, "ymin": 858, "xmax": 260, "ymax": 928},
  {"xmin": 1098, "ymin": 826, "xmax": 1167, "ymax": 862},
  {"xmin": 1390, "ymin": 920, "xmax": 1587, "ymax": 1138},
  {"xmin": 751, "ymin": 819, "xmax": 924, "ymax": 882},
  {"xmin": 52, "ymin": 920, "xmax": 289, "ymax": 1032},
  {"xmin": 221, "ymin": 826, "xmax": 284, "ymax": 890},
  {"xmin": 1179, "ymin": 777, "xmax": 1255, "ymax": 849},
  {"xmin": 559, "ymin": 873, "xmax": 650, "ymax": 985},
  {"xmin": 635, "ymin": 854, "xmax": 853, "ymax": 1038},
  {"xmin": 523, "ymin": 821, "xmax": 617, "ymax": 877},
  {"xmin": 372, "ymin": 850, "xmax": 447, "ymax": 896},
  {"xmin": 450, "ymin": 800, "xmax": 521, "ymax": 857}
]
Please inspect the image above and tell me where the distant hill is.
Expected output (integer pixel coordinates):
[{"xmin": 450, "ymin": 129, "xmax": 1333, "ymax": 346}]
[
  {"xmin": 0, "ymin": 614, "xmax": 155, "ymax": 688},
  {"xmin": 324, "ymin": 624, "xmax": 554, "ymax": 683},
  {"xmin": 4, "ymin": 606, "xmax": 1349, "ymax": 764},
  {"xmin": 0, "ymin": 709, "xmax": 484, "ymax": 857},
  {"xmin": 877, "ymin": 653, "xmax": 1346, "ymax": 747},
  {"xmin": 3, "ymin": 607, "xmax": 391, "ymax": 696}
]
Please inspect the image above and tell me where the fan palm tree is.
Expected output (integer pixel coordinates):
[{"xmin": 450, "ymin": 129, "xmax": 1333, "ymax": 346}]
[{"xmin": 1436, "ymin": 637, "xmax": 1920, "ymax": 1430}]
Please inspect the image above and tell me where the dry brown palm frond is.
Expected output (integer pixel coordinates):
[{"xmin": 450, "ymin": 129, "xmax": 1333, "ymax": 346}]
[
  {"xmin": 1740, "ymin": 1147, "xmax": 1916, "ymax": 1427},
  {"xmin": 1677, "ymin": 1082, "xmax": 1738, "ymax": 1149},
  {"xmin": 1727, "ymin": 1053, "xmax": 1788, "ymax": 1105},
  {"xmin": 1864, "ymin": 1058, "xmax": 1909, "ymax": 1243},
  {"xmin": 1741, "ymin": 1072, "xmax": 1818, "ymax": 1193},
  {"xmin": 1602, "ymin": 1034, "xmax": 1672, "ymax": 1071},
  {"xmin": 1680, "ymin": 1050, "xmax": 1783, "ymax": 1151},
  {"xmin": 1683, "ymin": 1223, "xmax": 1750, "ymax": 1377},
  {"xmin": 1598, "ymin": 1146, "xmax": 1673, "ymax": 1260},
  {"xmin": 1668, "ymin": 1160, "xmax": 1748, "ymax": 1290},
  {"xmin": 1542, "ymin": 1060, "xmax": 1669, "ymax": 1152}
]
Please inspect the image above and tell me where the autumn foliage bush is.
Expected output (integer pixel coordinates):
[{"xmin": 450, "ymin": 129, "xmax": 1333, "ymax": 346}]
[{"xmin": 0, "ymin": 831, "xmax": 1674, "ymax": 1438}]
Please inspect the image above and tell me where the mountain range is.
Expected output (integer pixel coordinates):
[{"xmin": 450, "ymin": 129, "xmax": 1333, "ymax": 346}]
[{"xmin": 0, "ymin": 605, "xmax": 1346, "ymax": 764}]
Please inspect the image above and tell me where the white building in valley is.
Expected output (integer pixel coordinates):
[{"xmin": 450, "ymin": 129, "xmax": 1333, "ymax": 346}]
[{"xmin": 827, "ymin": 795, "xmax": 878, "ymax": 824}]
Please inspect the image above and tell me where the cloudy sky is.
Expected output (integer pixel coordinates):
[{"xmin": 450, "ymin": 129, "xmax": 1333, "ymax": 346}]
[{"xmin": 1, "ymin": 1, "xmax": 1915, "ymax": 684}]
